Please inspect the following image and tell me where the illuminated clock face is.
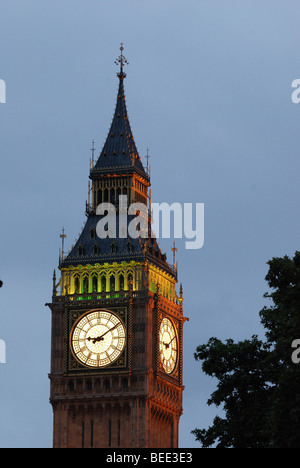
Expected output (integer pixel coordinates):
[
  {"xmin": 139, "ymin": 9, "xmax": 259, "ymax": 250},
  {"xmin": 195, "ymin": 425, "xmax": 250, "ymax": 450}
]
[
  {"xmin": 159, "ymin": 317, "xmax": 178, "ymax": 374},
  {"xmin": 71, "ymin": 310, "xmax": 126, "ymax": 368}
]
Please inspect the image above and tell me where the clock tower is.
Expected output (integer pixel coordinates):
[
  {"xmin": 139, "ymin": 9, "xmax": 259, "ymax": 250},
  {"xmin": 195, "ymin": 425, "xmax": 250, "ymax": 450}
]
[{"xmin": 47, "ymin": 46, "xmax": 186, "ymax": 449}]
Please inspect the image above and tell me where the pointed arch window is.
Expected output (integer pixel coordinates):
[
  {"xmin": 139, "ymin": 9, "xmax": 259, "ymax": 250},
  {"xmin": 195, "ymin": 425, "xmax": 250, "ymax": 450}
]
[
  {"xmin": 101, "ymin": 275, "xmax": 107, "ymax": 292},
  {"xmin": 83, "ymin": 276, "xmax": 89, "ymax": 293},
  {"xmin": 110, "ymin": 275, "xmax": 115, "ymax": 291},
  {"xmin": 126, "ymin": 239, "xmax": 133, "ymax": 253},
  {"xmin": 74, "ymin": 276, "xmax": 80, "ymax": 294},
  {"xmin": 127, "ymin": 272, "xmax": 133, "ymax": 290},
  {"xmin": 92, "ymin": 274, "xmax": 98, "ymax": 292},
  {"xmin": 93, "ymin": 243, "xmax": 99, "ymax": 255},
  {"xmin": 119, "ymin": 273, "xmax": 124, "ymax": 291},
  {"xmin": 111, "ymin": 241, "xmax": 117, "ymax": 254}
]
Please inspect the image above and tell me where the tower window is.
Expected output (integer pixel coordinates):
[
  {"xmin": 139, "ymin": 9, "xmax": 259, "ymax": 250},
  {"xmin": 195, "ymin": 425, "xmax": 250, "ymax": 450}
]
[
  {"xmin": 110, "ymin": 275, "xmax": 115, "ymax": 291},
  {"xmin": 83, "ymin": 276, "xmax": 89, "ymax": 293},
  {"xmin": 90, "ymin": 227, "xmax": 96, "ymax": 239},
  {"xmin": 78, "ymin": 245, "xmax": 84, "ymax": 257},
  {"xmin": 104, "ymin": 379, "xmax": 110, "ymax": 390},
  {"xmin": 119, "ymin": 274, "xmax": 124, "ymax": 290},
  {"xmin": 74, "ymin": 276, "xmax": 80, "ymax": 294},
  {"xmin": 127, "ymin": 273, "xmax": 133, "ymax": 290},
  {"xmin": 93, "ymin": 243, "xmax": 99, "ymax": 255},
  {"xmin": 101, "ymin": 276, "xmax": 106, "ymax": 292},
  {"xmin": 69, "ymin": 380, "xmax": 75, "ymax": 392},
  {"xmin": 126, "ymin": 239, "xmax": 133, "ymax": 253},
  {"xmin": 111, "ymin": 241, "xmax": 117, "ymax": 254},
  {"xmin": 92, "ymin": 275, "xmax": 98, "ymax": 292}
]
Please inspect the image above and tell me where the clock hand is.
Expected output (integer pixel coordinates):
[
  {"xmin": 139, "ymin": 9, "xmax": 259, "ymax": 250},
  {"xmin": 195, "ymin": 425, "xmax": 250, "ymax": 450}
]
[
  {"xmin": 87, "ymin": 336, "xmax": 103, "ymax": 344},
  {"xmin": 87, "ymin": 324, "xmax": 119, "ymax": 344},
  {"xmin": 98, "ymin": 323, "xmax": 118, "ymax": 340},
  {"xmin": 163, "ymin": 336, "xmax": 176, "ymax": 349}
]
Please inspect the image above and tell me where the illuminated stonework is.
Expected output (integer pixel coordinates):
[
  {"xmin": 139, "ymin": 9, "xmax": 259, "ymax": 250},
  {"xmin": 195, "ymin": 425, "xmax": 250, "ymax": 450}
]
[
  {"xmin": 58, "ymin": 261, "xmax": 143, "ymax": 296},
  {"xmin": 56, "ymin": 260, "xmax": 180, "ymax": 304}
]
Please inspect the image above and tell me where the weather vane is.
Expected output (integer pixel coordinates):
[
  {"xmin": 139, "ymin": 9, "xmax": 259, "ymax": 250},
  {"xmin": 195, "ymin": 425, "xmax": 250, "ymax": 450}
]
[{"xmin": 115, "ymin": 43, "xmax": 128, "ymax": 75}]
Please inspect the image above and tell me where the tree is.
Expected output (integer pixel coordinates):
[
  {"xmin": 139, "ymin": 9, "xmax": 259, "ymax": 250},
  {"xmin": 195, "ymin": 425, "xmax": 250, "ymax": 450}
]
[{"xmin": 192, "ymin": 251, "xmax": 300, "ymax": 448}]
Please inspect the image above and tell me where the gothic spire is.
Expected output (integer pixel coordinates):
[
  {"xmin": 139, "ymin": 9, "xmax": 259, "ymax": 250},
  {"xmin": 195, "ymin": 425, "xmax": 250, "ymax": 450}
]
[{"xmin": 91, "ymin": 44, "xmax": 148, "ymax": 180}]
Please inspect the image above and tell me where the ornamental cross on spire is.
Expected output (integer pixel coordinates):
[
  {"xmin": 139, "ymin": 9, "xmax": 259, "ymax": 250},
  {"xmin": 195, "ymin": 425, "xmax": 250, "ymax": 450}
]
[{"xmin": 115, "ymin": 43, "xmax": 128, "ymax": 75}]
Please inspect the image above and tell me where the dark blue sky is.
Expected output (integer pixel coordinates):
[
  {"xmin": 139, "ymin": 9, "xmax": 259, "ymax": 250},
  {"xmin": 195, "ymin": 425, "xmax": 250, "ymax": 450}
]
[{"xmin": 0, "ymin": 0, "xmax": 299, "ymax": 448}]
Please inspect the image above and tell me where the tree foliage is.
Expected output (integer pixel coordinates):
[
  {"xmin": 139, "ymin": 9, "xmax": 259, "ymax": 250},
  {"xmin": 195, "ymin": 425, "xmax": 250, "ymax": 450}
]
[{"xmin": 192, "ymin": 251, "xmax": 300, "ymax": 448}]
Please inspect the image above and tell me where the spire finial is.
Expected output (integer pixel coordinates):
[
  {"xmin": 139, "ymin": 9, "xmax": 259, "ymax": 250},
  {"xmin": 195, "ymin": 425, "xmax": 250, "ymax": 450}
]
[
  {"xmin": 171, "ymin": 240, "xmax": 178, "ymax": 270},
  {"xmin": 115, "ymin": 43, "xmax": 128, "ymax": 77},
  {"xmin": 90, "ymin": 140, "xmax": 95, "ymax": 169},
  {"xmin": 146, "ymin": 147, "xmax": 151, "ymax": 178},
  {"xmin": 91, "ymin": 139, "xmax": 95, "ymax": 160},
  {"xmin": 60, "ymin": 227, "xmax": 67, "ymax": 261}
]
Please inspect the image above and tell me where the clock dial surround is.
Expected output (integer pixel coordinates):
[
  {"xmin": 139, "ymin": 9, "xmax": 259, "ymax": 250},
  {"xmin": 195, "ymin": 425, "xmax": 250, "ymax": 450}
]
[
  {"xmin": 159, "ymin": 317, "xmax": 178, "ymax": 375},
  {"xmin": 70, "ymin": 310, "xmax": 126, "ymax": 368}
]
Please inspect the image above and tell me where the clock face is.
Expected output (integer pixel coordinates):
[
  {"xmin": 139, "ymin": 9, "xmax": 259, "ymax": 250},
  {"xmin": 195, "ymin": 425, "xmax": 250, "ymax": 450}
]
[
  {"xmin": 71, "ymin": 310, "xmax": 126, "ymax": 368},
  {"xmin": 159, "ymin": 317, "xmax": 178, "ymax": 374}
]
